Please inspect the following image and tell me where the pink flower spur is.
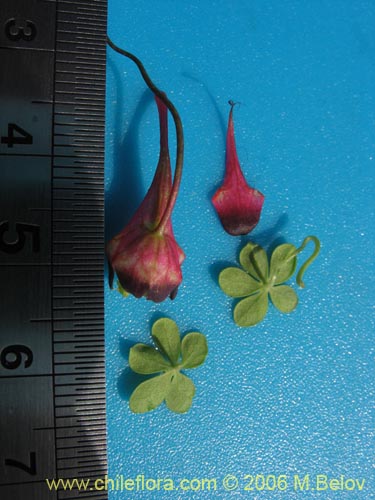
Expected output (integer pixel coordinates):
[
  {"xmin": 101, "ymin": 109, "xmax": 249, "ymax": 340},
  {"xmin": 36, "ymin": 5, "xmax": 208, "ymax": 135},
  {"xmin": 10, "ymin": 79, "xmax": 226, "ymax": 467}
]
[{"xmin": 212, "ymin": 101, "xmax": 265, "ymax": 236}]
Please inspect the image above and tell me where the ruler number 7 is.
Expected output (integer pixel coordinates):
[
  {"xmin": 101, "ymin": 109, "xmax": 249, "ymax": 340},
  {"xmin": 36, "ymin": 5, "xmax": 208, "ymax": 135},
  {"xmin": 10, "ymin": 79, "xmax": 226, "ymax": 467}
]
[{"xmin": 5, "ymin": 452, "xmax": 37, "ymax": 476}]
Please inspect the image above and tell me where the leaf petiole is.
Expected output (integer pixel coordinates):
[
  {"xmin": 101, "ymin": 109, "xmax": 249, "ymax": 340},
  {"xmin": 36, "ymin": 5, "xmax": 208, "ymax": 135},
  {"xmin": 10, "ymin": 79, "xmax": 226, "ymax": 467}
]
[{"xmin": 293, "ymin": 235, "xmax": 321, "ymax": 288}]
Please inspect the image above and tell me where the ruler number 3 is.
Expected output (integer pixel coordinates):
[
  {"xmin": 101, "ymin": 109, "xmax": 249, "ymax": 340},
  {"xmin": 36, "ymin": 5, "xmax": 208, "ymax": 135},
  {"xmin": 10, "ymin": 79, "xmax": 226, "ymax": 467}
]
[{"xmin": 5, "ymin": 18, "xmax": 37, "ymax": 42}]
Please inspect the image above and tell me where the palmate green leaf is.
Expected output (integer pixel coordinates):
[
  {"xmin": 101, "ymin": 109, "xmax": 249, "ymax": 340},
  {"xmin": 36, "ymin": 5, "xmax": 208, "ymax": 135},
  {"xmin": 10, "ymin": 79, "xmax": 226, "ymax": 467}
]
[
  {"xmin": 219, "ymin": 267, "xmax": 261, "ymax": 297},
  {"xmin": 239, "ymin": 242, "xmax": 268, "ymax": 282},
  {"xmin": 129, "ymin": 373, "xmax": 170, "ymax": 413},
  {"xmin": 269, "ymin": 244, "xmax": 297, "ymax": 284},
  {"xmin": 165, "ymin": 372, "xmax": 195, "ymax": 413},
  {"xmin": 219, "ymin": 237, "xmax": 321, "ymax": 327},
  {"xmin": 152, "ymin": 318, "xmax": 180, "ymax": 365},
  {"xmin": 234, "ymin": 290, "xmax": 269, "ymax": 327},
  {"xmin": 129, "ymin": 370, "xmax": 197, "ymax": 414},
  {"xmin": 129, "ymin": 345, "xmax": 171, "ymax": 374},
  {"xmin": 181, "ymin": 332, "xmax": 208, "ymax": 369},
  {"xmin": 269, "ymin": 285, "xmax": 298, "ymax": 313},
  {"xmin": 128, "ymin": 317, "xmax": 208, "ymax": 414}
]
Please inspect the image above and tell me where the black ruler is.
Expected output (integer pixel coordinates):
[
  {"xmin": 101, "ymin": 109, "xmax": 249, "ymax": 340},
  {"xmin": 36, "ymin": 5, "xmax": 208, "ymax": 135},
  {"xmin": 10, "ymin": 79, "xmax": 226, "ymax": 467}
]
[{"xmin": 0, "ymin": 1, "xmax": 108, "ymax": 499}]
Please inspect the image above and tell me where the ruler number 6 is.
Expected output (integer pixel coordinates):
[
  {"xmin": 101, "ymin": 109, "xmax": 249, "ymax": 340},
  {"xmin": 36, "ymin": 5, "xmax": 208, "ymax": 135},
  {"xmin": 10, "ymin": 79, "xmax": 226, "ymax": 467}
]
[
  {"xmin": 0, "ymin": 221, "xmax": 40, "ymax": 254},
  {"xmin": 5, "ymin": 18, "xmax": 37, "ymax": 42},
  {"xmin": 1, "ymin": 345, "xmax": 33, "ymax": 370}
]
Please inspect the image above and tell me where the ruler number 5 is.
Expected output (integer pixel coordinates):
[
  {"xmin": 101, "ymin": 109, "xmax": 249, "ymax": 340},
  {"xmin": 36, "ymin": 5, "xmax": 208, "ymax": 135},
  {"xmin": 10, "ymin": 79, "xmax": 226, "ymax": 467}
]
[
  {"xmin": 5, "ymin": 18, "xmax": 37, "ymax": 42},
  {"xmin": 0, "ymin": 221, "xmax": 40, "ymax": 254}
]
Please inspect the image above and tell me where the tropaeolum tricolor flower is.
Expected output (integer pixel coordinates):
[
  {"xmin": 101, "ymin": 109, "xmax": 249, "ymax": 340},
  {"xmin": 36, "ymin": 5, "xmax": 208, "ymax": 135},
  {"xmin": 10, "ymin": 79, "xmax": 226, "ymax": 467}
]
[
  {"xmin": 212, "ymin": 101, "xmax": 265, "ymax": 236},
  {"xmin": 106, "ymin": 95, "xmax": 185, "ymax": 302}
]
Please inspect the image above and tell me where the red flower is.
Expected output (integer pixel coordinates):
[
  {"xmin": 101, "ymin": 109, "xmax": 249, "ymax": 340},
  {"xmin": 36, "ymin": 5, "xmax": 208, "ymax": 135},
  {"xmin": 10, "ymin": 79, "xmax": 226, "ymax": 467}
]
[
  {"xmin": 212, "ymin": 101, "xmax": 265, "ymax": 236},
  {"xmin": 106, "ymin": 96, "xmax": 185, "ymax": 302}
]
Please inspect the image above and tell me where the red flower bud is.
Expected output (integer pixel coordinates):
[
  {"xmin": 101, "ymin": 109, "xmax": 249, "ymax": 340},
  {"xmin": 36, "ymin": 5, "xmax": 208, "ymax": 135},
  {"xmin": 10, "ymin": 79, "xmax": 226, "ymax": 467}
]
[
  {"xmin": 212, "ymin": 101, "xmax": 265, "ymax": 236},
  {"xmin": 106, "ymin": 96, "xmax": 185, "ymax": 302}
]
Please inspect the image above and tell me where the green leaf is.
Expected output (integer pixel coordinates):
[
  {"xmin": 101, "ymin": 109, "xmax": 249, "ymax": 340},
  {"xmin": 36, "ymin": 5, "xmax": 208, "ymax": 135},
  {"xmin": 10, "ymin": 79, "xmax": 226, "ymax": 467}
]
[
  {"xmin": 234, "ymin": 290, "xmax": 269, "ymax": 327},
  {"xmin": 239, "ymin": 242, "xmax": 268, "ymax": 282},
  {"xmin": 129, "ymin": 373, "xmax": 170, "ymax": 413},
  {"xmin": 269, "ymin": 285, "xmax": 298, "ymax": 313},
  {"xmin": 269, "ymin": 244, "xmax": 297, "ymax": 284},
  {"xmin": 165, "ymin": 372, "xmax": 195, "ymax": 413},
  {"xmin": 129, "ymin": 344, "xmax": 171, "ymax": 374},
  {"xmin": 152, "ymin": 318, "xmax": 181, "ymax": 365},
  {"xmin": 181, "ymin": 332, "xmax": 208, "ymax": 369},
  {"xmin": 219, "ymin": 267, "xmax": 261, "ymax": 297},
  {"xmin": 128, "ymin": 317, "xmax": 208, "ymax": 414}
]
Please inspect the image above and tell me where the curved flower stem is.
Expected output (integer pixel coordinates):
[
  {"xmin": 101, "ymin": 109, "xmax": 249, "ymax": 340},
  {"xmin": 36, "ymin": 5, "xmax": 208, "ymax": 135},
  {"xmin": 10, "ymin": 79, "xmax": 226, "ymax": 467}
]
[
  {"xmin": 106, "ymin": 36, "xmax": 184, "ymax": 234},
  {"xmin": 294, "ymin": 235, "xmax": 321, "ymax": 288}
]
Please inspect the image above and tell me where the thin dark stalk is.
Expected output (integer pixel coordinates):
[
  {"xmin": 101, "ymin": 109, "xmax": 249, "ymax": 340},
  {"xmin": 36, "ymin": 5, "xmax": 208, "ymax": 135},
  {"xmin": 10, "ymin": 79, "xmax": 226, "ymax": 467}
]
[{"xmin": 106, "ymin": 36, "xmax": 184, "ymax": 233}]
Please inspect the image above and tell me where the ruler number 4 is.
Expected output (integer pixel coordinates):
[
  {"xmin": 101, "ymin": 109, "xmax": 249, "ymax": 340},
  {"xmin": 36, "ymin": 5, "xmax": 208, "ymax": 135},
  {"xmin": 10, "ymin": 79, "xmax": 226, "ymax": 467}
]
[{"xmin": 1, "ymin": 123, "xmax": 33, "ymax": 148}]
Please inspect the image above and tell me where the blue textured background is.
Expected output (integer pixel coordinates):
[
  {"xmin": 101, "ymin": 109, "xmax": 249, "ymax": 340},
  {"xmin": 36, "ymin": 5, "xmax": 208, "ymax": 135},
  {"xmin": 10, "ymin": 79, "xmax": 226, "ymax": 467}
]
[{"xmin": 105, "ymin": 1, "xmax": 374, "ymax": 498}]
